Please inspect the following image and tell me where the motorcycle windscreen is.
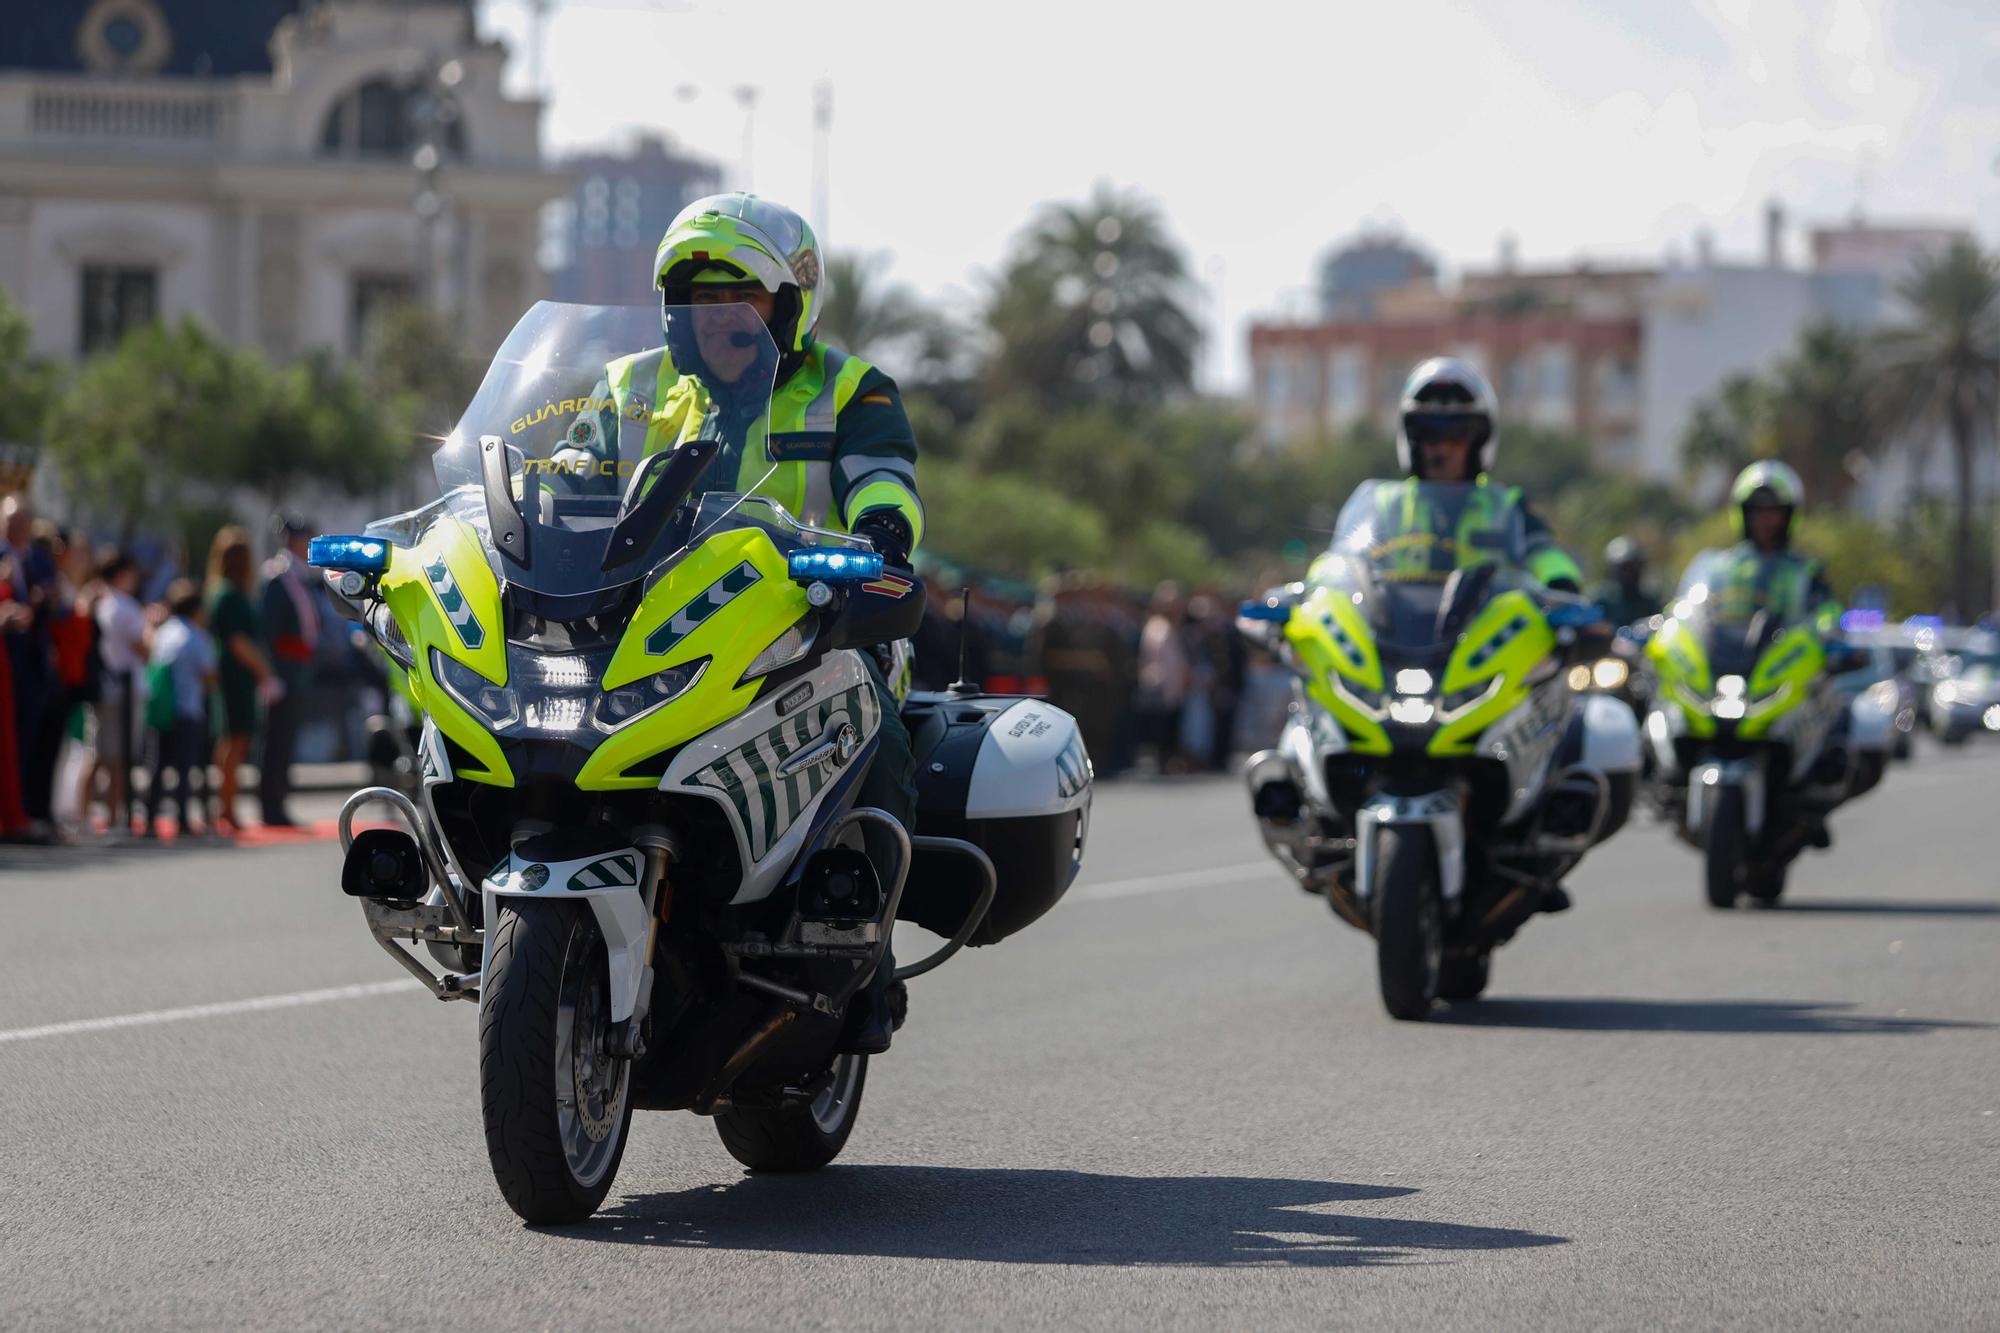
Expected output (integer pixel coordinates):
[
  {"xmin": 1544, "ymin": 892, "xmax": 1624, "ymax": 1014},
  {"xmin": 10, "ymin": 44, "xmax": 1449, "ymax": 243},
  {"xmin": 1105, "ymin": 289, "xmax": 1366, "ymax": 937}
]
[
  {"xmin": 428, "ymin": 301, "xmax": 781, "ymax": 599},
  {"xmin": 1673, "ymin": 548, "xmax": 1803, "ymax": 677},
  {"xmin": 1321, "ymin": 479, "xmax": 1530, "ymax": 651}
]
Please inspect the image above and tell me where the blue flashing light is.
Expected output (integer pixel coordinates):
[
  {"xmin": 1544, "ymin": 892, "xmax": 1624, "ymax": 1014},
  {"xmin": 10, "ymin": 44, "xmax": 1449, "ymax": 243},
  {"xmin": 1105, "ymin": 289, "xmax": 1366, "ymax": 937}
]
[
  {"xmin": 1238, "ymin": 599, "xmax": 1290, "ymax": 623},
  {"xmin": 1547, "ymin": 604, "xmax": 1606, "ymax": 629},
  {"xmin": 308, "ymin": 535, "xmax": 390, "ymax": 573},
  {"xmin": 787, "ymin": 546, "xmax": 885, "ymax": 583},
  {"xmin": 1840, "ymin": 609, "xmax": 1885, "ymax": 633},
  {"xmin": 1904, "ymin": 615, "xmax": 1945, "ymax": 631}
]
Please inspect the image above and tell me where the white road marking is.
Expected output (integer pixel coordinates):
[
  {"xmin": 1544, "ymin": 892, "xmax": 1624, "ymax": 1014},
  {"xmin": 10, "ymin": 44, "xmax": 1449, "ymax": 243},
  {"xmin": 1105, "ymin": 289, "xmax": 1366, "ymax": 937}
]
[
  {"xmin": 1070, "ymin": 860, "xmax": 1279, "ymax": 901},
  {"xmin": 0, "ymin": 979, "xmax": 423, "ymax": 1046}
]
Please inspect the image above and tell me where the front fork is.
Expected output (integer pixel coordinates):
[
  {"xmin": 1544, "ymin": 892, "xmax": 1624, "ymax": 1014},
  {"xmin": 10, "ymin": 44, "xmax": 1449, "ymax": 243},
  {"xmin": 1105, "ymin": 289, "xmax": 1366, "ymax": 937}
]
[
  {"xmin": 1353, "ymin": 790, "xmax": 1466, "ymax": 907},
  {"xmin": 1685, "ymin": 758, "xmax": 1765, "ymax": 842}
]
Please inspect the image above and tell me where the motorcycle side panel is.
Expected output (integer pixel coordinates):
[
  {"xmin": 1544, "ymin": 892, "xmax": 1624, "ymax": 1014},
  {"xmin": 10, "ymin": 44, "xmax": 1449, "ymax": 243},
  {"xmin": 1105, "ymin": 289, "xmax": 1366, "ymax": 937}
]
[
  {"xmin": 1578, "ymin": 694, "xmax": 1643, "ymax": 774},
  {"xmin": 658, "ymin": 650, "xmax": 881, "ymax": 907},
  {"xmin": 1477, "ymin": 680, "xmax": 1578, "ymax": 824},
  {"xmin": 482, "ymin": 849, "xmax": 654, "ymax": 1024},
  {"xmin": 1844, "ymin": 693, "xmax": 1892, "ymax": 755}
]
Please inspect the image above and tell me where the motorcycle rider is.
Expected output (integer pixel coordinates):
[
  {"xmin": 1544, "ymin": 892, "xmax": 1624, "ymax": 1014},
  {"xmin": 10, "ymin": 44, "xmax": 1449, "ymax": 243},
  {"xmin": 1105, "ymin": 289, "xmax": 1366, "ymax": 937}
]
[
  {"xmin": 564, "ymin": 193, "xmax": 920, "ymax": 1055},
  {"xmin": 1594, "ymin": 535, "xmax": 1660, "ymax": 628},
  {"xmin": 1311, "ymin": 356, "xmax": 1586, "ymax": 914},
  {"xmin": 1322, "ymin": 356, "xmax": 1583, "ymax": 591},
  {"xmin": 1712, "ymin": 459, "xmax": 1841, "ymax": 633}
]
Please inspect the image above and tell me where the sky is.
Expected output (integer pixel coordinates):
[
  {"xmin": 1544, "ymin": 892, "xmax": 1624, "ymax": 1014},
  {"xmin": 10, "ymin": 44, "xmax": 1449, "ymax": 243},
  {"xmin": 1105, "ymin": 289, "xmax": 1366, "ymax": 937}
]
[{"xmin": 476, "ymin": 0, "xmax": 2000, "ymax": 393}]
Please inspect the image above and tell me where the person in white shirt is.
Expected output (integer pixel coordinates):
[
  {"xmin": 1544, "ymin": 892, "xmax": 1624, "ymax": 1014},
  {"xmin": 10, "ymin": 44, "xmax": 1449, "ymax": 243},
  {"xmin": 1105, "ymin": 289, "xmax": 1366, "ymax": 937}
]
[{"xmin": 92, "ymin": 552, "xmax": 149, "ymax": 829}]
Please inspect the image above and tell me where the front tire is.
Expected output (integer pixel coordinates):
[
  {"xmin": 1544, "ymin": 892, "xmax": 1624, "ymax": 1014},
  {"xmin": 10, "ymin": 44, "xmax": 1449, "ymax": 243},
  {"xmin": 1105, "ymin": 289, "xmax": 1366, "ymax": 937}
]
[
  {"xmin": 716, "ymin": 1053, "xmax": 868, "ymax": 1172},
  {"xmin": 1438, "ymin": 950, "xmax": 1490, "ymax": 1002},
  {"xmin": 1703, "ymin": 785, "xmax": 1748, "ymax": 910},
  {"xmin": 479, "ymin": 899, "xmax": 633, "ymax": 1224},
  {"xmin": 1374, "ymin": 827, "xmax": 1444, "ymax": 1021}
]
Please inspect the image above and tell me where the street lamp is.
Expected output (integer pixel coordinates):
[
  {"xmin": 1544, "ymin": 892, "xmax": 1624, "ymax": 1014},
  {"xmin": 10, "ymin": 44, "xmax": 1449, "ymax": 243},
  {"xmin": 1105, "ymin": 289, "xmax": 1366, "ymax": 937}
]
[{"xmin": 410, "ymin": 56, "xmax": 465, "ymax": 315}]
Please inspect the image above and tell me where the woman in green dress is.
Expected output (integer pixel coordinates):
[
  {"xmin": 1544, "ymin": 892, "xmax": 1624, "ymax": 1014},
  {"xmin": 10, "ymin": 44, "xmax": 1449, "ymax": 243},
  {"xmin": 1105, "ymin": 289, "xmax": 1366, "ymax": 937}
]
[{"xmin": 205, "ymin": 527, "xmax": 276, "ymax": 833}]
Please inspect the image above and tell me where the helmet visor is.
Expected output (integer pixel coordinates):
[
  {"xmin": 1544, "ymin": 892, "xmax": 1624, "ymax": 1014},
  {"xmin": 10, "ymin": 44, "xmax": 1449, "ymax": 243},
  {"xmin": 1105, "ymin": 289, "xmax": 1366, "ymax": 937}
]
[{"xmin": 1404, "ymin": 412, "xmax": 1487, "ymax": 447}]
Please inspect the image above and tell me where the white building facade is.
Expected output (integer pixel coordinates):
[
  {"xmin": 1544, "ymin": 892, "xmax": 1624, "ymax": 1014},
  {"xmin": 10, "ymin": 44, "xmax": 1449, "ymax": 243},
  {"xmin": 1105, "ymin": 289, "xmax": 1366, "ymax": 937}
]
[{"xmin": 0, "ymin": 0, "xmax": 563, "ymax": 365}]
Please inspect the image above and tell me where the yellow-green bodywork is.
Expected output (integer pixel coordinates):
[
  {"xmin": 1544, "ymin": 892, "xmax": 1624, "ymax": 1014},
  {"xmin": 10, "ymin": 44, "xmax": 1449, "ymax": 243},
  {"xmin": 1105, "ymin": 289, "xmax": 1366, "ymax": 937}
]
[
  {"xmin": 1646, "ymin": 614, "xmax": 1824, "ymax": 740},
  {"xmin": 1284, "ymin": 583, "xmax": 1557, "ymax": 756},
  {"xmin": 379, "ymin": 515, "xmax": 811, "ymax": 791}
]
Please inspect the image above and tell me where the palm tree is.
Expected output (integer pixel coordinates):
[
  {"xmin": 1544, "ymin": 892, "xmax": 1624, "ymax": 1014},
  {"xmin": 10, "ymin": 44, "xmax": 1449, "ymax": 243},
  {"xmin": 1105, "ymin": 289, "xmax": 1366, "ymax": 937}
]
[
  {"xmin": 1680, "ymin": 372, "xmax": 1770, "ymax": 498},
  {"xmin": 1873, "ymin": 238, "xmax": 2000, "ymax": 618},
  {"xmin": 817, "ymin": 252, "xmax": 929, "ymax": 362},
  {"xmin": 1766, "ymin": 322, "xmax": 1879, "ymax": 509},
  {"xmin": 985, "ymin": 182, "xmax": 1200, "ymax": 407}
]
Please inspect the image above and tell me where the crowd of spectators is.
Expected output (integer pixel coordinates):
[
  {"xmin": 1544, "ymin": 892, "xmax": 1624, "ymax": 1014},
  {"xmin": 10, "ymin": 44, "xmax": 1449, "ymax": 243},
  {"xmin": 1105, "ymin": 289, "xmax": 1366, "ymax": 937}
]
[
  {"xmin": 911, "ymin": 568, "xmax": 1289, "ymax": 778},
  {"xmin": 0, "ymin": 495, "xmax": 348, "ymax": 844},
  {"xmin": 1, "ymin": 488, "xmax": 1288, "ymax": 846}
]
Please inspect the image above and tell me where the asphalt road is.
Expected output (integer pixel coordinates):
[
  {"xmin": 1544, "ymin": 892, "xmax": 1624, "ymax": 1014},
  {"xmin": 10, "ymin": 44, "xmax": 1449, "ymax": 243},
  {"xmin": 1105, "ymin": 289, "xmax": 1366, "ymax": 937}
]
[{"xmin": 1, "ymin": 741, "xmax": 1996, "ymax": 1331}]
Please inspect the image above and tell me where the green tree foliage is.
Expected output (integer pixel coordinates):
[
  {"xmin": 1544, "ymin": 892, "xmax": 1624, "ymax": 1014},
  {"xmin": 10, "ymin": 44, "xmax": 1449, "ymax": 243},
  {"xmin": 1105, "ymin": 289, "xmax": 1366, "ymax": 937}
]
[
  {"xmin": 0, "ymin": 288, "xmax": 53, "ymax": 445},
  {"xmin": 1677, "ymin": 323, "xmax": 1878, "ymax": 507},
  {"xmin": 362, "ymin": 300, "xmax": 483, "ymax": 453},
  {"xmin": 985, "ymin": 182, "xmax": 1199, "ymax": 408},
  {"xmin": 1871, "ymin": 237, "xmax": 2000, "ymax": 617},
  {"xmin": 818, "ymin": 252, "xmax": 930, "ymax": 361},
  {"xmin": 230, "ymin": 349, "xmax": 405, "ymax": 509},
  {"xmin": 44, "ymin": 317, "xmax": 247, "ymax": 541},
  {"xmin": 45, "ymin": 317, "xmax": 404, "ymax": 543}
]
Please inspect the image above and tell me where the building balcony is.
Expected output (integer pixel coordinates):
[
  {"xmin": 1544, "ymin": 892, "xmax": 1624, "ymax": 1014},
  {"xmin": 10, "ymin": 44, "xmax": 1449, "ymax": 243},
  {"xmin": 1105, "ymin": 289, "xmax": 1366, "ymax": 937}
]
[{"xmin": 0, "ymin": 76, "xmax": 234, "ymax": 157}]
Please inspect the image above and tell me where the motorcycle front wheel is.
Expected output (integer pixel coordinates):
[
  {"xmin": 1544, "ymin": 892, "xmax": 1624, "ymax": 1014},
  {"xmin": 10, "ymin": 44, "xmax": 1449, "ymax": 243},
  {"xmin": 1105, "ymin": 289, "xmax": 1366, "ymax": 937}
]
[
  {"xmin": 1703, "ymin": 786, "xmax": 1748, "ymax": 910},
  {"xmin": 479, "ymin": 899, "xmax": 633, "ymax": 1224},
  {"xmin": 1373, "ymin": 826, "xmax": 1444, "ymax": 1021}
]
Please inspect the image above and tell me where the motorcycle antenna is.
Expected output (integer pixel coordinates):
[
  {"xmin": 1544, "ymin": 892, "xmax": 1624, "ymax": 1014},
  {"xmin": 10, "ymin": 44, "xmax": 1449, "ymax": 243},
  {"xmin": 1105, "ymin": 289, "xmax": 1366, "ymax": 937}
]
[{"xmin": 948, "ymin": 587, "xmax": 978, "ymax": 696}]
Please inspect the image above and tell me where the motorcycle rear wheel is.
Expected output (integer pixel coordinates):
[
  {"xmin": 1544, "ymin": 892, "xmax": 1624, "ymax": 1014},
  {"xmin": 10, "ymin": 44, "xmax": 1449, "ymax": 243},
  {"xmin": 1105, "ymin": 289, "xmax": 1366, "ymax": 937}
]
[
  {"xmin": 480, "ymin": 899, "xmax": 634, "ymax": 1224},
  {"xmin": 1374, "ymin": 826, "xmax": 1443, "ymax": 1021},
  {"xmin": 716, "ymin": 1053, "xmax": 868, "ymax": 1172},
  {"xmin": 1703, "ymin": 786, "xmax": 1748, "ymax": 910}
]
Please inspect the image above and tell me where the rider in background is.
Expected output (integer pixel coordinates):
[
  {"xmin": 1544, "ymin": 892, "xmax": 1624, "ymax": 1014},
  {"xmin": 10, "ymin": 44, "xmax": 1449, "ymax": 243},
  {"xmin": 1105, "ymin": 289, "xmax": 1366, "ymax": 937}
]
[{"xmin": 1594, "ymin": 535, "xmax": 1661, "ymax": 628}]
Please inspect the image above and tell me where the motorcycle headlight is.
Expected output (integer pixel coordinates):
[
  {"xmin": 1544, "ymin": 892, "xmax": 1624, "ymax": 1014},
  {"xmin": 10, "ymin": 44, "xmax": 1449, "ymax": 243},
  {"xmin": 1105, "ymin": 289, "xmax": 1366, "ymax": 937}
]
[
  {"xmin": 739, "ymin": 619, "xmax": 814, "ymax": 684},
  {"xmin": 371, "ymin": 602, "xmax": 414, "ymax": 670},
  {"xmin": 1592, "ymin": 657, "xmax": 1629, "ymax": 691},
  {"xmin": 431, "ymin": 649, "xmax": 517, "ymax": 730},
  {"xmin": 593, "ymin": 658, "xmax": 708, "ymax": 732}
]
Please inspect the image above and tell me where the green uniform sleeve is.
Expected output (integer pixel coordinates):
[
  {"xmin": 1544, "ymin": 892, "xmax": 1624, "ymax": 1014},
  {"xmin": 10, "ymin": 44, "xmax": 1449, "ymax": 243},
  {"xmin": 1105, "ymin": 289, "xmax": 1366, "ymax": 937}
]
[
  {"xmin": 832, "ymin": 366, "xmax": 924, "ymax": 548},
  {"xmin": 1518, "ymin": 501, "xmax": 1583, "ymax": 591}
]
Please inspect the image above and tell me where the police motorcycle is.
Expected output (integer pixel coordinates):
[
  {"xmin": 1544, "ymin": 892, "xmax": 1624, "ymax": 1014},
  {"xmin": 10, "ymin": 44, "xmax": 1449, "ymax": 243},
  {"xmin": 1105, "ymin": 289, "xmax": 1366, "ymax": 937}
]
[
  {"xmin": 1238, "ymin": 481, "xmax": 1640, "ymax": 1020},
  {"xmin": 313, "ymin": 302, "xmax": 1090, "ymax": 1224},
  {"xmin": 1643, "ymin": 550, "xmax": 1887, "ymax": 909}
]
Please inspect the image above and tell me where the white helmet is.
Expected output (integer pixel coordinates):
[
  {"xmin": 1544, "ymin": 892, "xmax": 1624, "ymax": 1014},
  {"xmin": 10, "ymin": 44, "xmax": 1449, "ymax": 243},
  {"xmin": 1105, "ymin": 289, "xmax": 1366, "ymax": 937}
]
[{"xmin": 1396, "ymin": 356, "xmax": 1499, "ymax": 478}]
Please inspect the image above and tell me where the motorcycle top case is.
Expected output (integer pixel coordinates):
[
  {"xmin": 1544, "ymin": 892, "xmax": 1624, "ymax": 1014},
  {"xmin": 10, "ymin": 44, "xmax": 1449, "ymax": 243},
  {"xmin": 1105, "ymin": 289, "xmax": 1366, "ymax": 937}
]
[{"xmin": 898, "ymin": 692, "xmax": 1092, "ymax": 945}]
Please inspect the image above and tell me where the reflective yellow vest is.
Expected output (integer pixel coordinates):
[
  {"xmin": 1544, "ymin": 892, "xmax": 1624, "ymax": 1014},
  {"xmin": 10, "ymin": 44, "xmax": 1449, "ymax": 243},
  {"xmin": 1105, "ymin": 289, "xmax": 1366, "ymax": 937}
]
[{"xmin": 601, "ymin": 341, "xmax": 923, "ymax": 545}]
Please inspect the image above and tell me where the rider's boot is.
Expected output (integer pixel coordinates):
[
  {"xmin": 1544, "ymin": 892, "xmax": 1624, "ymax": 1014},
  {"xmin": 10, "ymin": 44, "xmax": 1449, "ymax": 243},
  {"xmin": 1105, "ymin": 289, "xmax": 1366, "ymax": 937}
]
[{"xmin": 1539, "ymin": 883, "xmax": 1574, "ymax": 914}]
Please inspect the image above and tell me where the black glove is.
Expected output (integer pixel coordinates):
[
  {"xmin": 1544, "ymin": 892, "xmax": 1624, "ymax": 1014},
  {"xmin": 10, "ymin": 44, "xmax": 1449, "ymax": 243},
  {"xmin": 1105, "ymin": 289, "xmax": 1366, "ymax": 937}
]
[{"xmin": 853, "ymin": 509, "xmax": 913, "ymax": 567}]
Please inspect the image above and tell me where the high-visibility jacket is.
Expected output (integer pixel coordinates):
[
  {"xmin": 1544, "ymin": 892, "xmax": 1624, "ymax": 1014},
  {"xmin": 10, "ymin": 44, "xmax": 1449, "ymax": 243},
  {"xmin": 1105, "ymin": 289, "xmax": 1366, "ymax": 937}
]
[
  {"xmin": 1697, "ymin": 542, "xmax": 1841, "ymax": 636},
  {"xmin": 1312, "ymin": 477, "xmax": 1583, "ymax": 589},
  {"xmin": 577, "ymin": 339, "xmax": 924, "ymax": 548}
]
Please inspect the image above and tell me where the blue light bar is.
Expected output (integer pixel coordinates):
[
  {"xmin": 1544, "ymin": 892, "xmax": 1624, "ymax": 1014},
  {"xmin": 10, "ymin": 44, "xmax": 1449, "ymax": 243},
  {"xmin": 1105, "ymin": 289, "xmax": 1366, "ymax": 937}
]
[
  {"xmin": 308, "ymin": 535, "xmax": 390, "ymax": 573},
  {"xmin": 1840, "ymin": 609, "xmax": 1885, "ymax": 633},
  {"xmin": 1905, "ymin": 615, "xmax": 1944, "ymax": 631},
  {"xmin": 1238, "ymin": 599, "xmax": 1290, "ymax": 623},
  {"xmin": 787, "ymin": 546, "xmax": 885, "ymax": 583}
]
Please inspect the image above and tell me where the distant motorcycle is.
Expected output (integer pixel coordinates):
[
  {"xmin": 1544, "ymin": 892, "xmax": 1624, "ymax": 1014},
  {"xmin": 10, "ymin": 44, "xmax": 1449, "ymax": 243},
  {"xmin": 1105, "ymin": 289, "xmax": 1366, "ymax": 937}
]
[
  {"xmin": 1239, "ymin": 480, "xmax": 1640, "ymax": 1021},
  {"xmin": 1643, "ymin": 550, "xmax": 1886, "ymax": 908}
]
